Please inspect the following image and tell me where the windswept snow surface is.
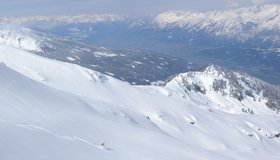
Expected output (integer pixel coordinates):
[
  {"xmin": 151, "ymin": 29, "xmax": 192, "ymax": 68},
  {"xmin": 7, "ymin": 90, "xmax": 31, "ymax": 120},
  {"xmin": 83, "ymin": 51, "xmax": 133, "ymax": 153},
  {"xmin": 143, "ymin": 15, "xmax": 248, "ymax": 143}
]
[{"xmin": 0, "ymin": 44, "xmax": 280, "ymax": 160}]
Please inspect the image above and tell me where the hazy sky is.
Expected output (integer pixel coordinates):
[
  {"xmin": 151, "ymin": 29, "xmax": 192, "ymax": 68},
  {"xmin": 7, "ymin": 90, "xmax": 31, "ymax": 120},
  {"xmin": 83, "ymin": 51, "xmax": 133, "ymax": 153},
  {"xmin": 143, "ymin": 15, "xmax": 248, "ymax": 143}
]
[{"xmin": 0, "ymin": 0, "xmax": 279, "ymax": 17}]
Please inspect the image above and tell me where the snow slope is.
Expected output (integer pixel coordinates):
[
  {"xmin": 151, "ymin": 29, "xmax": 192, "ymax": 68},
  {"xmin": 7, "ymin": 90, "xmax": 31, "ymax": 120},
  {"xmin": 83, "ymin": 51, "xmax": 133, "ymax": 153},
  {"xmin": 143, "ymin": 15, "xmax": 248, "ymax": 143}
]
[{"xmin": 0, "ymin": 44, "xmax": 280, "ymax": 160}]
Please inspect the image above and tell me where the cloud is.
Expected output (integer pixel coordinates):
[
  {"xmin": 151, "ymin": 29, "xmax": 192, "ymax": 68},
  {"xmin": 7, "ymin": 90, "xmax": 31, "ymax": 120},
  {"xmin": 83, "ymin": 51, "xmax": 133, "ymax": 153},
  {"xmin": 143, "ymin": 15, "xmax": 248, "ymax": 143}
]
[
  {"xmin": 251, "ymin": 0, "xmax": 267, "ymax": 4},
  {"xmin": 227, "ymin": 0, "xmax": 240, "ymax": 7},
  {"xmin": 0, "ymin": 0, "xmax": 279, "ymax": 17},
  {"xmin": 226, "ymin": 0, "xmax": 279, "ymax": 9},
  {"xmin": 251, "ymin": 0, "xmax": 279, "ymax": 5}
]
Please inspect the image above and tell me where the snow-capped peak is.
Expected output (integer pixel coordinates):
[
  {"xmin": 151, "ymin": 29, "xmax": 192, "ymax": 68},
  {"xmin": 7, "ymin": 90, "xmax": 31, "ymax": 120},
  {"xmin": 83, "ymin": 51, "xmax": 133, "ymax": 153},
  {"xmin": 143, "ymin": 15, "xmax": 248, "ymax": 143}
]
[
  {"xmin": 154, "ymin": 4, "xmax": 280, "ymax": 42},
  {"xmin": 201, "ymin": 64, "xmax": 227, "ymax": 76},
  {"xmin": 0, "ymin": 25, "xmax": 43, "ymax": 52},
  {"xmin": 165, "ymin": 64, "xmax": 280, "ymax": 114}
]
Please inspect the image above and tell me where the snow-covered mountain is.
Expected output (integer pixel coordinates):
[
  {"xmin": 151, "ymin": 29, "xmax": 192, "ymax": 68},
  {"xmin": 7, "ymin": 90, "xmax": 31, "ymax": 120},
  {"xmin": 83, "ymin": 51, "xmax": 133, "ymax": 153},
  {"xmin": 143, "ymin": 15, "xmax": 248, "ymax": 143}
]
[
  {"xmin": 165, "ymin": 64, "xmax": 280, "ymax": 114},
  {"xmin": 0, "ymin": 41, "xmax": 280, "ymax": 159},
  {"xmin": 154, "ymin": 4, "xmax": 280, "ymax": 43}
]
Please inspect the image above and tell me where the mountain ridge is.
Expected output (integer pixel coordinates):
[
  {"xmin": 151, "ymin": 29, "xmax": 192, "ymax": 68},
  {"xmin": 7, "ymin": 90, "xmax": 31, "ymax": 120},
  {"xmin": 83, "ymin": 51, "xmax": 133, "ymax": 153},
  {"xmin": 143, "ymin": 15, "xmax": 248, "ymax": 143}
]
[
  {"xmin": 165, "ymin": 64, "xmax": 280, "ymax": 114},
  {"xmin": 154, "ymin": 4, "xmax": 280, "ymax": 43}
]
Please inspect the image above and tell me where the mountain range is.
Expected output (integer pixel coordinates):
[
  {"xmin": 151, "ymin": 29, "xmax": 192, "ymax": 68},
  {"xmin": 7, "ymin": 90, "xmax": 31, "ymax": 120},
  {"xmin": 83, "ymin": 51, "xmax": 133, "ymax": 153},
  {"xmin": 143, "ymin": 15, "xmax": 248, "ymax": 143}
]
[{"xmin": 154, "ymin": 4, "xmax": 280, "ymax": 44}]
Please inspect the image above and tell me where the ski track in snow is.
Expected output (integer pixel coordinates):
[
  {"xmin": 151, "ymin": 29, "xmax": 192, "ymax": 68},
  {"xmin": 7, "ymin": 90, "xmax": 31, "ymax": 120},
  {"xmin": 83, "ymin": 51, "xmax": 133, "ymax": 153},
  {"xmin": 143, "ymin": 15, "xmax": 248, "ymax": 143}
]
[{"xmin": 0, "ymin": 120, "xmax": 106, "ymax": 151}]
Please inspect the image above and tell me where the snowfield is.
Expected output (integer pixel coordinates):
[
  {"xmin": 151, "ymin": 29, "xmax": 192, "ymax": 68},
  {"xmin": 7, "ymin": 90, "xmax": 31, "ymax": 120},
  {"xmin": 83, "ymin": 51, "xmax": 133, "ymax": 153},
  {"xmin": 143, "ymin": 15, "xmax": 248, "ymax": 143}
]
[{"xmin": 0, "ymin": 44, "xmax": 280, "ymax": 160}]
